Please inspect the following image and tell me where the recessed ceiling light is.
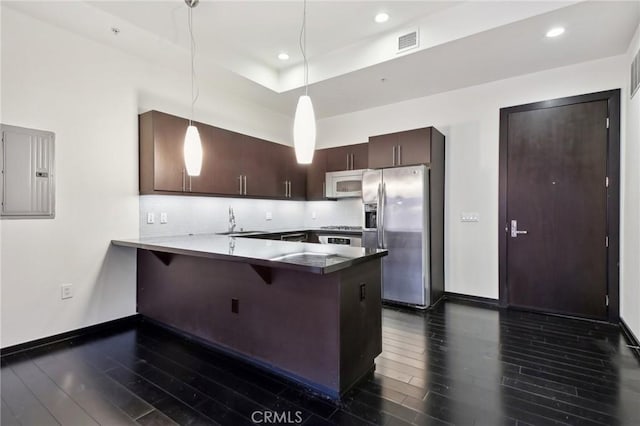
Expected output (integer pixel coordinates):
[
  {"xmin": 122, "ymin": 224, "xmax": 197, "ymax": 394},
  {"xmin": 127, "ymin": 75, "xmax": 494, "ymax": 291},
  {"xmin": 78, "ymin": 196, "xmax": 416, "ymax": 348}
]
[
  {"xmin": 375, "ymin": 12, "xmax": 389, "ymax": 23},
  {"xmin": 278, "ymin": 52, "xmax": 290, "ymax": 61},
  {"xmin": 546, "ymin": 27, "xmax": 565, "ymax": 38}
]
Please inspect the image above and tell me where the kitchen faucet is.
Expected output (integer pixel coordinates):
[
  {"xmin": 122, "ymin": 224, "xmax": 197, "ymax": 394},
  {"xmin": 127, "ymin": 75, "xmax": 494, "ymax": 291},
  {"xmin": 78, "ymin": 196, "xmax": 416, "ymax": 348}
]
[{"xmin": 228, "ymin": 206, "xmax": 236, "ymax": 233}]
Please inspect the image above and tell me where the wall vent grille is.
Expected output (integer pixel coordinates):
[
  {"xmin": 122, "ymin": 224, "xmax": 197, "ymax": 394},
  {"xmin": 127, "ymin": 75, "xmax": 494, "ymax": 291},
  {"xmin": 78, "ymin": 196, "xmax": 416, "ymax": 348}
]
[
  {"xmin": 632, "ymin": 46, "xmax": 640, "ymax": 99},
  {"xmin": 397, "ymin": 30, "xmax": 419, "ymax": 53}
]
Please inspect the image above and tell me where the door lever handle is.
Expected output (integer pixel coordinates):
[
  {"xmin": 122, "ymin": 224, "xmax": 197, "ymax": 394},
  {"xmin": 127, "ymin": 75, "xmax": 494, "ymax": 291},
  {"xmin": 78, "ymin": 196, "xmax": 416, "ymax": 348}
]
[{"xmin": 510, "ymin": 220, "xmax": 528, "ymax": 238}]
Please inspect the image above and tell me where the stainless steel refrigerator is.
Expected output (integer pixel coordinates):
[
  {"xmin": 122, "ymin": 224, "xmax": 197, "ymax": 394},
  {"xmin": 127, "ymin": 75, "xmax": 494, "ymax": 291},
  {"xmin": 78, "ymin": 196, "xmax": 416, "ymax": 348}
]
[{"xmin": 362, "ymin": 165, "xmax": 432, "ymax": 307}]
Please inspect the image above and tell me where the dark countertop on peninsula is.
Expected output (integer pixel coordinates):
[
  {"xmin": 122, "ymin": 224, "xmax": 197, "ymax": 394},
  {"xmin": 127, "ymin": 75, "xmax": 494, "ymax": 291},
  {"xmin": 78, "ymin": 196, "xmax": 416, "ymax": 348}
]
[{"xmin": 111, "ymin": 233, "xmax": 386, "ymax": 274}]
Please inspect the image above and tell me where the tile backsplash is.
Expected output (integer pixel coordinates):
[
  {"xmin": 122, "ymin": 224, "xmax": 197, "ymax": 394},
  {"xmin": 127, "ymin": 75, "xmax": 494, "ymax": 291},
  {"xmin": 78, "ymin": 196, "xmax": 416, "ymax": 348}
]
[{"xmin": 140, "ymin": 195, "xmax": 362, "ymax": 238}]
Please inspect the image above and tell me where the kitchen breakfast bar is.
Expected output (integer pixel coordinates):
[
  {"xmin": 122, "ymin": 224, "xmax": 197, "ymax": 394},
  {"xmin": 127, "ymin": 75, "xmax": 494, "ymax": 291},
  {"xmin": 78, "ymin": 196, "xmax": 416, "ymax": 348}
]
[{"xmin": 111, "ymin": 234, "xmax": 387, "ymax": 399}]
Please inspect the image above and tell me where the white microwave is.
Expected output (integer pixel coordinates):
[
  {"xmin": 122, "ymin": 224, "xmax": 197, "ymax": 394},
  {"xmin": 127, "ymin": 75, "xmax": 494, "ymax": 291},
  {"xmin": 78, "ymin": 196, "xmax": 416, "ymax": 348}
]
[{"xmin": 325, "ymin": 169, "xmax": 366, "ymax": 198}]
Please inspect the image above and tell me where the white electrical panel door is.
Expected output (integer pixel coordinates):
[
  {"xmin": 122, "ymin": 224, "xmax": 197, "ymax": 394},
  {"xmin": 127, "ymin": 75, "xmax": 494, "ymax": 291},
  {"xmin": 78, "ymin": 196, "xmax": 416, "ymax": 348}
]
[{"xmin": 1, "ymin": 124, "xmax": 55, "ymax": 218}]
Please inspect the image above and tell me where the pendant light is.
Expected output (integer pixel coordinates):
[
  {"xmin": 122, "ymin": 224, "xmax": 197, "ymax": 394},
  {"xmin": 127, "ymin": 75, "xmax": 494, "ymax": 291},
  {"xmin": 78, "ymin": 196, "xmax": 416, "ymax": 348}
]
[
  {"xmin": 293, "ymin": 0, "xmax": 316, "ymax": 164},
  {"xmin": 184, "ymin": 0, "xmax": 202, "ymax": 176}
]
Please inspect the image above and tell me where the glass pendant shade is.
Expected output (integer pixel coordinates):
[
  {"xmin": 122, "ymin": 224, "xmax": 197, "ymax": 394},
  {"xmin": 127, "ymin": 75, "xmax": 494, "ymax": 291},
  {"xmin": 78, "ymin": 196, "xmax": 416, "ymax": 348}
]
[
  {"xmin": 293, "ymin": 95, "xmax": 316, "ymax": 164},
  {"xmin": 184, "ymin": 125, "xmax": 203, "ymax": 176}
]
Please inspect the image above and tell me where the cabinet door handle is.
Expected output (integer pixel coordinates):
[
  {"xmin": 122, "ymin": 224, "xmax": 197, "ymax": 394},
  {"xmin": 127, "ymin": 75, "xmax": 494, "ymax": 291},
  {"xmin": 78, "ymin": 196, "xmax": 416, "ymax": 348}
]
[
  {"xmin": 351, "ymin": 153, "xmax": 355, "ymax": 170},
  {"xmin": 322, "ymin": 182, "xmax": 326, "ymax": 198},
  {"xmin": 189, "ymin": 176, "xmax": 192, "ymax": 192},
  {"xmin": 346, "ymin": 154, "xmax": 350, "ymax": 170},
  {"xmin": 392, "ymin": 146, "xmax": 396, "ymax": 166},
  {"xmin": 182, "ymin": 169, "xmax": 186, "ymax": 192},
  {"xmin": 398, "ymin": 145, "xmax": 402, "ymax": 165},
  {"xmin": 243, "ymin": 176, "xmax": 247, "ymax": 195},
  {"xmin": 238, "ymin": 175, "xmax": 243, "ymax": 195}
]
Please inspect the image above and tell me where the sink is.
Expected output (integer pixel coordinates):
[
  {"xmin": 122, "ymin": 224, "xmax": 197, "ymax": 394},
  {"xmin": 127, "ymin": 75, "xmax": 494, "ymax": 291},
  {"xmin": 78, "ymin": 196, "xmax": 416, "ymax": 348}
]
[{"xmin": 216, "ymin": 230, "xmax": 262, "ymax": 236}]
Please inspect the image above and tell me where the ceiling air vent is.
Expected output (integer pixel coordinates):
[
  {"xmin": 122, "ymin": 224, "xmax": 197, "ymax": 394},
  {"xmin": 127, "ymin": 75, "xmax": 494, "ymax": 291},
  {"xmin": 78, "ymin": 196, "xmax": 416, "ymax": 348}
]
[
  {"xmin": 397, "ymin": 29, "xmax": 419, "ymax": 53},
  {"xmin": 632, "ymin": 47, "xmax": 640, "ymax": 99}
]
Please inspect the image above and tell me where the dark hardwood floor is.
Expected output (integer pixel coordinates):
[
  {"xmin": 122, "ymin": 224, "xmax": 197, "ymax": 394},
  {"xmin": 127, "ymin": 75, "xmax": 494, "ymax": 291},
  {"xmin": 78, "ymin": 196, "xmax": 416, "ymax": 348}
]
[{"xmin": 2, "ymin": 300, "xmax": 639, "ymax": 425}]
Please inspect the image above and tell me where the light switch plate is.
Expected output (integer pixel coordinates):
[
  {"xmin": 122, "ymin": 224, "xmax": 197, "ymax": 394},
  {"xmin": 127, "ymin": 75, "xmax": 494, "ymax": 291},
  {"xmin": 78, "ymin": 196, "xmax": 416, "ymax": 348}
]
[
  {"xmin": 265, "ymin": 211, "xmax": 273, "ymax": 221},
  {"xmin": 160, "ymin": 212, "xmax": 168, "ymax": 224},
  {"xmin": 146, "ymin": 212, "xmax": 155, "ymax": 224},
  {"xmin": 461, "ymin": 212, "xmax": 480, "ymax": 222},
  {"xmin": 311, "ymin": 211, "xmax": 317, "ymax": 220}
]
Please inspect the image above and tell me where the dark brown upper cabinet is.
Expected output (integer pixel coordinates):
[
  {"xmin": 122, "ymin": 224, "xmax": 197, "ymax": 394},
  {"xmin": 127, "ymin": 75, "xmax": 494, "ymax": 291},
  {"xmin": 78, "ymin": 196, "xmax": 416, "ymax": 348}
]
[
  {"xmin": 285, "ymin": 148, "xmax": 308, "ymax": 200},
  {"xmin": 325, "ymin": 143, "xmax": 368, "ymax": 172},
  {"xmin": 306, "ymin": 149, "xmax": 327, "ymax": 201},
  {"xmin": 240, "ymin": 136, "xmax": 280, "ymax": 198},
  {"xmin": 268, "ymin": 142, "xmax": 307, "ymax": 200},
  {"xmin": 368, "ymin": 127, "xmax": 443, "ymax": 169},
  {"xmin": 140, "ymin": 110, "xmax": 306, "ymax": 200},
  {"xmin": 139, "ymin": 110, "xmax": 190, "ymax": 193},
  {"xmin": 191, "ymin": 126, "xmax": 243, "ymax": 195}
]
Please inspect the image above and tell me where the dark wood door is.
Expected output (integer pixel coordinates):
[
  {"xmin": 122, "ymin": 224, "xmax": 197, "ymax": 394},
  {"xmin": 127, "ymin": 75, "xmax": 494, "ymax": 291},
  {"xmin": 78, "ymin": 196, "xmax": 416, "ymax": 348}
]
[
  {"xmin": 306, "ymin": 149, "xmax": 327, "ymax": 200},
  {"xmin": 505, "ymin": 101, "xmax": 609, "ymax": 319},
  {"xmin": 152, "ymin": 111, "xmax": 189, "ymax": 192},
  {"xmin": 368, "ymin": 133, "xmax": 397, "ymax": 169},
  {"xmin": 397, "ymin": 128, "xmax": 431, "ymax": 166}
]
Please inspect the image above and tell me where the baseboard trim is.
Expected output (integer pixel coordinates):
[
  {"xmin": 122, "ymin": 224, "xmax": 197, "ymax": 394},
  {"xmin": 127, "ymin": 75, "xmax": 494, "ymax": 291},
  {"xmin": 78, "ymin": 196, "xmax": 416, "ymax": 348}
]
[
  {"xmin": 620, "ymin": 318, "xmax": 640, "ymax": 360},
  {"xmin": 0, "ymin": 314, "xmax": 141, "ymax": 358},
  {"xmin": 443, "ymin": 292, "xmax": 500, "ymax": 309}
]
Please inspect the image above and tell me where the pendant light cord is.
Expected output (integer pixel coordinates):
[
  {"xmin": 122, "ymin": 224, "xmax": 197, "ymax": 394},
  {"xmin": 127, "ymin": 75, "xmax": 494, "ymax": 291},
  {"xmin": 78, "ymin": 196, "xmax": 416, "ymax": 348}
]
[
  {"xmin": 188, "ymin": 4, "xmax": 199, "ymax": 126},
  {"xmin": 299, "ymin": 0, "xmax": 308, "ymax": 96}
]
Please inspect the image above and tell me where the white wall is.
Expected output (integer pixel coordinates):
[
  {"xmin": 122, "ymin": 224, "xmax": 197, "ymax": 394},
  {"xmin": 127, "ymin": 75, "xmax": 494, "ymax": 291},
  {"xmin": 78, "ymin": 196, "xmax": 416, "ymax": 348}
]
[
  {"xmin": 140, "ymin": 196, "xmax": 362, "ymax": 238},
  {"xmin": 140, "ymin": 196, "xmax": 305, "ymax": 237},
  {"xmin": 317, "ymin": 55, "xmax": 628, "ymax": 299},
  {"xmin": 0, "ymin": 6, "xmax": 292, "ymax": 347},
  {"xmin": 621, "ymin": 24, "xmax": 640, "ymax": 339}
]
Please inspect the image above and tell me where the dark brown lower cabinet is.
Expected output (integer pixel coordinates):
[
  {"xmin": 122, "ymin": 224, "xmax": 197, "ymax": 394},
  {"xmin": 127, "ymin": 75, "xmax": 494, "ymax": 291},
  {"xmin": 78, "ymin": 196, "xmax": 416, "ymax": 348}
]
[{"xmin": 136, "ymin": 249, "xmax": 382, "ymax": 398}]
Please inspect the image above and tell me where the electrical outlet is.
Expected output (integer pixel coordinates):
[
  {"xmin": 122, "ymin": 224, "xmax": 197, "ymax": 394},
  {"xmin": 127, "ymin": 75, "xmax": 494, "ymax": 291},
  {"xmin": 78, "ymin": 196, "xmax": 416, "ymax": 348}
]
[
  {"xmin": 160, "ymin": 212, "xmax": 168, "ymax": 224},
  {"xmin": 265, "ymin": 211, "xmax": 273, "ymax": 221},
  {"xmin": 61, "ymin": 284, "xmax": 73, "ymax": 299},
  {"xmin": 311, "ymin": 211, "xmax": 317, "ymax": 220},
  {"xmin": 146, "ymin": 212, "xmax": 155, "ymax": 224}
]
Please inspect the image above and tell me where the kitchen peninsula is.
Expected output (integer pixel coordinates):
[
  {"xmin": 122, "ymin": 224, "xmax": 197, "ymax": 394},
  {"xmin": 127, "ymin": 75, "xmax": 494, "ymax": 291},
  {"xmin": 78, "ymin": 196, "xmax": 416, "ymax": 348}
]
[{"xmin": 111, "ymin": 234, "xmax": 387, "ymax": 399}]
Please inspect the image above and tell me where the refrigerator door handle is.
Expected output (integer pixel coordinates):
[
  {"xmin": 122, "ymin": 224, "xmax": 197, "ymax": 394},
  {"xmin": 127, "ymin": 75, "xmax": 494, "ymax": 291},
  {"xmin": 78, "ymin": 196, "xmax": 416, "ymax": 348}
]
[
  {"xmin": 381, "ymin": 182, "xmax": 387, "ymax": 249},
  {"xmin": 377, "ymin": 183, "xmax": 383, "ymax": 248}
]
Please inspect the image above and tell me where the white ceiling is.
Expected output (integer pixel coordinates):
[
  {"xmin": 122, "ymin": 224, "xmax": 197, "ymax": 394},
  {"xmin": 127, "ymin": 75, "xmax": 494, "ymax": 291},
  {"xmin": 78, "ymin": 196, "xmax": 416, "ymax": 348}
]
[
  {"xmin": 4, "ymin": 1, "xmax": 639, "ymax": 119},
  {"xmin": 89, "ymin": 1, "xmax": 461, "ymax": 70}
]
